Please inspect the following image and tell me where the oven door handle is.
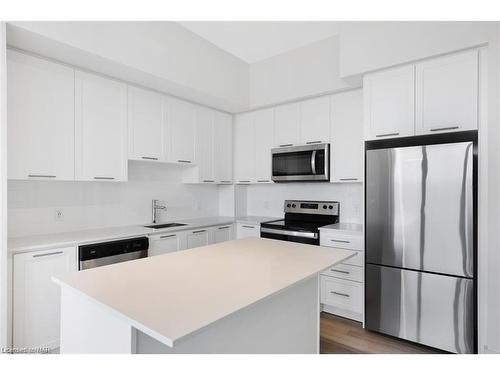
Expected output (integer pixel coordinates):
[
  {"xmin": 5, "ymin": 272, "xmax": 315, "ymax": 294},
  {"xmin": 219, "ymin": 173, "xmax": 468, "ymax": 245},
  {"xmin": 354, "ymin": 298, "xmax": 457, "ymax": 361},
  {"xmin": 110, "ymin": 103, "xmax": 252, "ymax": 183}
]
[
  {"xmin": 261, "ymin": 227, "xmax": 318, "ymax": 239},
  {"xmin": 311, "ymin": 150, "xmax": 317, "ymax": 175}
]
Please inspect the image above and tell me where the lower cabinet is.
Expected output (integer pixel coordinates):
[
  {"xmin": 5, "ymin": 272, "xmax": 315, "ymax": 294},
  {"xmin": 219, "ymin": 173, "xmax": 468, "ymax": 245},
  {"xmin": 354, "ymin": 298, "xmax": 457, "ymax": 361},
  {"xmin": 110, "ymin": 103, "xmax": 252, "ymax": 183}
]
[
  {"xmin": 186, "ymin": 229, "xmax": 210, "ymax": 249},
  {"xmin": 13, "ymin": 246, "xmax": 77, "ymax": 350},
  {"xmin": 148, "ymin": 232, "xmax": 187, "ymax": 256},
  {"xmin": 212, "ymin": 225, "xmax": 234, "ymax": 244},
  {"xmin": 236, "ymin": 223, "xmax": 260, "ymax": 239}
]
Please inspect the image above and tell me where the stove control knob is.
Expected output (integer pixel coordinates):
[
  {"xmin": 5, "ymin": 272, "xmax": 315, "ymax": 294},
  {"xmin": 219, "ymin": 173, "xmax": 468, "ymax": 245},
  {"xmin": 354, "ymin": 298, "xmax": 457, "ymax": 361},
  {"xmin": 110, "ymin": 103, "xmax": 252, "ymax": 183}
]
[
  {"xmin": 323, "ymin": 205, "xmax": 327, "ymax": 209},
  {"xmin": 292, "ymin": 204, "xmax": 296, "ymax": 208},
  {"xmin": 287, "ymin": 203, "xmax": 291, "ymax": 208},
  {"xmin": 329, "ymin": 205, "xmax": 333, "ymax": 210}
]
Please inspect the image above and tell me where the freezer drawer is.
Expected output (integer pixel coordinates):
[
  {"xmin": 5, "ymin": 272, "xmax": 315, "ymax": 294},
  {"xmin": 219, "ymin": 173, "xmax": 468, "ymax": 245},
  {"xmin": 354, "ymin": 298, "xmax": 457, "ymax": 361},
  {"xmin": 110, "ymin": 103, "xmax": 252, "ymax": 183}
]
[{"xmin": 365, "ymin": 264, "xmax": 474, "ymax": 353}]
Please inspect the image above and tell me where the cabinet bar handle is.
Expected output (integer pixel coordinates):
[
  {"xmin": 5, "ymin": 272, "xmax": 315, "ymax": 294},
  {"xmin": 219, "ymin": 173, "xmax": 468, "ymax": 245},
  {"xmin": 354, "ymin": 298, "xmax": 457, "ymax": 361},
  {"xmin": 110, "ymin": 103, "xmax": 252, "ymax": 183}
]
[
  {"xmin": 339, "ymin": 178, "xmax": 358, "ymax": 181},
  {"xmin": 375, "ymin": 132, "xmax": 399, "ymax": 138},
  {"xmin": 238, "ymin": 180, "xmax": 251, "ymax": 183},
  {"xmin": 279, "ymin": 143, "xmax": 293, "ymax": 147},
  {"xmin": 203, "ymin": 180, "xmax": 215, "ymax": 183},
  {"xmin": 160, "ymin": 234, "xmax": 176, "ymax": 239},
  {"xmin": 429, "ymin": 126, "xmax": 459, "ymax": 132},
  {"xmin": 94, "ymin": 177, "xmax": 115, "ymax": 180},
  {"xmin": 192, "ymin": 229, "xmax": 206, "ymax": 234},
  {"xmin": 178, "ymin": 160, "xmax": 191, "ymax": 163},
  {"xmin": 28, "ymin": 174, "xmax": 56, "ymax": 178},
  {"xmin": 257, "ymin": 180, "xmax": 270, "ymax": 183},
  {"xmin": 331, "ymin": 269, "xmax": 350, "ymax": 274},
  {"xmin": 141, "ymin": 156, "xmax": 158, "ymax": 160},
  {"xmin": 33, "ymin": 251, "xmax": 63, "ymax": 258},
  {"xmin": 306, "ymin": 141, "xmax": 322, "ymax": 144},
  {"xmin": 330, "ymin": 239, "xmax": 350, "ymax": 243},
  {"xmin": 218, "ymin": 226, "xmax": 230, "ymax": 230},
  {"xmin": 331, "ymin": 291, "xmax": 350, "ymax": 298},
  {"xmin": 220, "ymin": 180, "xmax": 232, "ymax": 183},
  {"xmin": 242, "ymin": 225, "xmax": 255, "ymax": 229}
]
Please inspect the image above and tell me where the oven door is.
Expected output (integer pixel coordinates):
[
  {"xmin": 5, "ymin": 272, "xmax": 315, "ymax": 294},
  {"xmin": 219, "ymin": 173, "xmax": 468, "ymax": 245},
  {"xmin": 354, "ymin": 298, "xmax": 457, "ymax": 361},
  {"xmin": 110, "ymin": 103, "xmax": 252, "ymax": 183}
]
[
  {"xmin": 260, "ymin": 227, "xmax": 319, "ymax": 245},
  {"xmin": 271, "ymin": 143, "xmax": 329, "ymax": 182}
]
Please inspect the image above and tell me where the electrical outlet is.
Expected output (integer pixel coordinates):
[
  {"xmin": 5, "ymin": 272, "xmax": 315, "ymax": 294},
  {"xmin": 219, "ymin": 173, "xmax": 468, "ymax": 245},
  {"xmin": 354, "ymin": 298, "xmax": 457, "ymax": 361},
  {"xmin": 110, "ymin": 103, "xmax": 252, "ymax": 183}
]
[{"xmin": 55, "ymin": 209, "xmax": 64, "ymax": 221}]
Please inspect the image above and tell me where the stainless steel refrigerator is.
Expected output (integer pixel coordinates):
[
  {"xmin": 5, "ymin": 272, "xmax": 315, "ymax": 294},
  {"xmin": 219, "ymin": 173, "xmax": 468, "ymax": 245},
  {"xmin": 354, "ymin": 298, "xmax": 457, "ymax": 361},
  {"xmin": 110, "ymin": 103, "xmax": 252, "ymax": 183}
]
[{"xmin": 365, "ymin": 132, "xmax": 477, "ymax": 354}]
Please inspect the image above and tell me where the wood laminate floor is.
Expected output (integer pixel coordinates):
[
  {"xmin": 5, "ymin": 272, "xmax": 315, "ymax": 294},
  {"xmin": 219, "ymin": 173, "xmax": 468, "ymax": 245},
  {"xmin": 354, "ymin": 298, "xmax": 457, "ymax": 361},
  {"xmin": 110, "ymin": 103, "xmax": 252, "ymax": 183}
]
[{"xmin": 320, "ymin": 312, "xmax": 442, "ymax": 354}]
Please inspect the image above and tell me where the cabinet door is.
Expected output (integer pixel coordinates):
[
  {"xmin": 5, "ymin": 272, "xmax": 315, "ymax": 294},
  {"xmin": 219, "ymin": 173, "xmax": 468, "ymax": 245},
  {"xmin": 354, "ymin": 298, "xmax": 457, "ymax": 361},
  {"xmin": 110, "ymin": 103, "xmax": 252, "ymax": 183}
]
[
  {"xmin": 7, "ymin": 51, "xmax": 75, "ymax": 181},
  {"xmin": 274, "ymin": 102, "xmax": 301, "ymax": 147},
  {"xmin": 186, "ymin": 229, "xmax": 209, "ymax": 249},
  {"xmin": 149, "ymin": 233, "xmax": 183, "ymax": 256},
  {"xmin": 236, "ymin": 224, "xmax": 260, "ymax": 239},
  {"xmin": 364, "ymin": 65, "xmax": 415, "ymax": 140},
  {"xmin": 416, "ymin": 50, "xmax": 478, "ymax": 135},
  {"xmin": 166, "ymin": 97, "xmax": 196, "ymax": 164},
  {"xmin": 254, "ymin": 108, "xmax": 275, "ymax": 183},
  {"xmin": 300, "ymin": 96, "xmax": 330, "ymax": 144},
  {"xmin": 330, "ymin": 90, "xmax": 364, "ymax": 183},
  {"xmin": 75, "ymin": 71, "xmax": 128, "ymax": 181},
  {"xmin": 214, "ymin": 111, "xmax": 233, "ymax": 184},
  {"xmin": 195, "ymin": 106, "xmax": 215, "ymax": 182},
  {"xmin": 234, "ymin": 113, "xmax": 255, "ymax": 183},
  {"xmin": 213, "ymin": 225, "xmax": 234, "ymax": 243},
  {"xmin": 127, "ymin": 86, "xmax": 165, "ymax": 161},
  {"xmin": 13, "ymin": 246, "xmax": 77, "ymax": 350}
]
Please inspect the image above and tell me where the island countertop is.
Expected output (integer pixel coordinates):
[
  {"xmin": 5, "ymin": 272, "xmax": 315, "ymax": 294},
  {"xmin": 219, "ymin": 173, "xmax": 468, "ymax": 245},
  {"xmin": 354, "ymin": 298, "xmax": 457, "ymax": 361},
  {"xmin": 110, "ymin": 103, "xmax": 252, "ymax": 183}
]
[{"xmin": 53, "ymin": 237, "xmax": 355, "ymax": 348}]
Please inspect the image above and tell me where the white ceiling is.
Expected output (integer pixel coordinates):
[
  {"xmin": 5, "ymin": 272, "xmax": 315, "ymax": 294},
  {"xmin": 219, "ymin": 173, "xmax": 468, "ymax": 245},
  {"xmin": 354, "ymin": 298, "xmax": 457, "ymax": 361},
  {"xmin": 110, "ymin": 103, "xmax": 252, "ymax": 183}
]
[{"xmin": 178, "ymin": 21, "xmax": 341, "ymax": 64}]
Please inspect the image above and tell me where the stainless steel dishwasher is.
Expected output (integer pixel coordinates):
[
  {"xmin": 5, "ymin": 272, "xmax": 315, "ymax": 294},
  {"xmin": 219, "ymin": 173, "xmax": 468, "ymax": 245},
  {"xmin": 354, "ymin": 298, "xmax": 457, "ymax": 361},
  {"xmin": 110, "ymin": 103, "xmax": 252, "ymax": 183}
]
[{"xmin": 78, "ymin": 237, "xmax": 149, "ymax": 270}]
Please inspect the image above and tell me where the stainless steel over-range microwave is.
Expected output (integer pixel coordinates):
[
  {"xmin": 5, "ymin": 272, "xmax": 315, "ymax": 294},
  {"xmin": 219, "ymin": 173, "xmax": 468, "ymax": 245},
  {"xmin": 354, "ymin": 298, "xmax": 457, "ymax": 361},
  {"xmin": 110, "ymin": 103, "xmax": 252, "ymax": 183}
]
[{"xmin": 271, "ymin": 143, "xmax": 330, "ymax": 182}]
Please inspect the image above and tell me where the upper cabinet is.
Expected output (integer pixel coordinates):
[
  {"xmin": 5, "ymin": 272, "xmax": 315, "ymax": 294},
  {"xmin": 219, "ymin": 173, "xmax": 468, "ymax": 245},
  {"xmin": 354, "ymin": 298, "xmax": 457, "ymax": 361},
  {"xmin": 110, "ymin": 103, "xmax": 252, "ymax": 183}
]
[
  {"xmin": 7, "ymin": 51, "xmax": 75, "ymax": 181},
  {"xmin": 415, "ymin": 50, "xmax": 478, "ymax": 135},
  {"xmin": 330, "ymin": 90, "xmax": 364, "ymax": 183},
  {"xmin": 195, "ymin": 106, "xmax": 215, "ymax": 182},
  {"xmin": 165, "ymin": 98, "xmax": 196, "ymax": 164},
  {"xmin": 363, "ymin": 65, "xmax": 415, "ymax": 140},
  {"xmin": 234, "ymin": 112, "xmax": 256, "ymax": 183},
  {"xmin": 214, "ymin": 111, "xmax": 233, "ymax": 184},
  {"xmin": 274, "ymin": 102, "xmax": 300, "ymax": 147},
  {"xmin": 75, "ymin": 71, "xmax": 128, "ymax": 181},
  {"xmin": 300, "ymin": 96, "xmax": 331, "ymax": 144},
  {"xmin": 254, "ymin": 108, "xmax": 275, "ymax": 183},
  {"xmin": 127, "ymin": 86, "xmax": 165, "ymax": 161}
]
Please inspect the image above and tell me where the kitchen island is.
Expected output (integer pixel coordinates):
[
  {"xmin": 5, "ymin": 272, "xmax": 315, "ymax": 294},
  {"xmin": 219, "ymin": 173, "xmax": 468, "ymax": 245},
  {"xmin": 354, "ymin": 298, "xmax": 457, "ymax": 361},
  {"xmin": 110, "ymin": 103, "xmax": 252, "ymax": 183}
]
[{"xmin": 52, "ymin": 238, "xmax": 355, "ymax": 354}]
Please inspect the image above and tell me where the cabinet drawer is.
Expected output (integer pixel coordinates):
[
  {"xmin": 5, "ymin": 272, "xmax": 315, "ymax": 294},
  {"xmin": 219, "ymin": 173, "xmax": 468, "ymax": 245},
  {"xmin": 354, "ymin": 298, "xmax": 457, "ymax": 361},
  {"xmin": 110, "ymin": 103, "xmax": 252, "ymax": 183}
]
[
  {"xmin": 322, "ymin": 263, "xmax": 363, "ymax": 282},
  {"xmin": 343, "ymin": 250, "xmax": 364, "ymax": 267},
  {"xmin": 236, "ymin": 223, "xmax": 260, "ymax": 239},
  {"xmin": 320, "ymin": 232, "xmax": 363, "ymax": 250},
  {"xmin": 321, "ymin": 276, "xmax": 363, "ymax": 313}
]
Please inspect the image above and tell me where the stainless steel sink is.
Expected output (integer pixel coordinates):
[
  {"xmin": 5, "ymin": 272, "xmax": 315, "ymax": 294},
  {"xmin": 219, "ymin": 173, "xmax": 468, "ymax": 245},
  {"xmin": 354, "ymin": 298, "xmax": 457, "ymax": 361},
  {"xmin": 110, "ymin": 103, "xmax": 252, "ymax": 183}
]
[{"xmin": 143, "ymin": 223, "xmax": 187, "ymax": 229}]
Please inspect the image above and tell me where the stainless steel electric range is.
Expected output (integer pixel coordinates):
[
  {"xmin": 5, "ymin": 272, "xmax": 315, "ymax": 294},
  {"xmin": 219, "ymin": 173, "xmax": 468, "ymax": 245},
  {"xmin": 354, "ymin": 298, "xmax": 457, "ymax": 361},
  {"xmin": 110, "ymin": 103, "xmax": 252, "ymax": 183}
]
[{"xmin": 260, "ymin": 200, "xmax": 340, "ymax": 245}]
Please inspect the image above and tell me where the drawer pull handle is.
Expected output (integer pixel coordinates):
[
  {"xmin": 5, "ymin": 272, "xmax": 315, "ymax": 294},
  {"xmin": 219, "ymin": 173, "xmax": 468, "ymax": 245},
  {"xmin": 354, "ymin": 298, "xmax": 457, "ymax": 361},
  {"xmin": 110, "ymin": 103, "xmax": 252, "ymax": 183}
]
[
  {"xmin": 279, "ymin": 144, "xmax": 293, "ymax": 147},
  {"xmin": 257, "ymin": 180, "xmax": 270, "ymax": 183},
  {"xmin": 375, "ymin": 132, "xmax": 399, "ymax": 138},
  {"xmin": 160, "ymin": 234, "xmax": 176, "ymax": 239},
  {"xmin": 178, "ymin": 160, "xmax": 191, "ymax": 163},
  {"xmin": 141, "ymin": 156, "xmax": 158, "ymax": 160},
  {"xmin": 203, "ymin": 180, "xmax": 215, "ymax": 183},
  {"xmin": 94, "ymin": 176, "xmax": 115, "ymax": 180},
  {"xmin": 238, "ymin": 180, "xmax": 251, "ymax": 183},
  {"xmin": 331, "ymin": 291, "xmax": 350, "ymax": 298},
  {"xmin": 33, "ymin": 251, "xmax": 63, "ymax": 258},
  {"xmin": 242, "ymin": 225, "xmax": 255, "ymax": 229},
  {"xmin": 339, "ymin": 178, "xmax": 358, "ymax": 181},
  {"xmin": 429, "ymin": 126, "xmax": 459, "ymax": 132},
  {"xmin": 220, "ymin": 180, "xmax": 232, "ymax": 183},
  {"xmin": 306, "ymin": 141, "xmax": 322, "ymax": 144},
  {"xmin": 330, "ymin": 239, "xmax": 350, "ymax": 243},
  {"xmin": 28, "ymin": 174, "xmax": 56, "ymax": 178},
  {"xmin": 218, "ymin": 226, "xmax": 230, "ymax": 230},
  {"xmin": 331, "ymin": 269, "xmax": 350, "ymax": 274},
  {"xmin": 192, "ymin": 230, "xmax": 206, "ymax": 234}
]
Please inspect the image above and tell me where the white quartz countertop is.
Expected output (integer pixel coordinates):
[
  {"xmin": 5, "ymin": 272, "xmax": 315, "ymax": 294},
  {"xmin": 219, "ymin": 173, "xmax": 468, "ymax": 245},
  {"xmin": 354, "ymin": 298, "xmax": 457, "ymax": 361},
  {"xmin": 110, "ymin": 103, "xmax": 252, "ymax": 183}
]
[
  {"xmin": 235, "ymin": 216, "xmax": 280, "ymax": 225},
  {"xmin": 8, "ymin": 216, "xmax": 236, "ymax": 253},
  {"xmin": 319, "ymin": 222, "xmax": 363, "ymax": 234},
  {"xmin": 53, "ymin": 237, "xmax": 355, "ymax": 347}
]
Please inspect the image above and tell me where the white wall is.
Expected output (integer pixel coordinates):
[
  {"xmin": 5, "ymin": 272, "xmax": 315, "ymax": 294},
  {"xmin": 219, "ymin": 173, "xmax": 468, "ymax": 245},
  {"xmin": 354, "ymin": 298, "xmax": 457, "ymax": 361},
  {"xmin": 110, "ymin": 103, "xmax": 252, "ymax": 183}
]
[
  {"xmin": 7, "ymin": 162, "xmax": 221, "ymax": 238},
  {"xmin": 249, "ymin": 36, "xmax": 356, "ymax": 109},
  {"xmin": 7, "ymin": 21, "xmax": 250, "ymax": 113},
  {"xmin": 243, "ymin": 183, "xmax": 363, "ymax": 224},
  {"xmin": 339, "ymin": 21, "xmax": 494, "ymax": 77}
]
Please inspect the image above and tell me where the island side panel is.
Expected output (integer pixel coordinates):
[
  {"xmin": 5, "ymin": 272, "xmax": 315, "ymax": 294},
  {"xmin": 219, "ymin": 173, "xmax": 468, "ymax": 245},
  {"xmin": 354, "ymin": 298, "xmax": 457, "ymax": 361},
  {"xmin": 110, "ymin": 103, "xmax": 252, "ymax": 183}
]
[
  {"xmin": 59, "ymin": 285, "xmax": 135, "ymax": 354},
  {"xmin": 136, "ymin": 275, "xmax": 320, "ymax": 354}
]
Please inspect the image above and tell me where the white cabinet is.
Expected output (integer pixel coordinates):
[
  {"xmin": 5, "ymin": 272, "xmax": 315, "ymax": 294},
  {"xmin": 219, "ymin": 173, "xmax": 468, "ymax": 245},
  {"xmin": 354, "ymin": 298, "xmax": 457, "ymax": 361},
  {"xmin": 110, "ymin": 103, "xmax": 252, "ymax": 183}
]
[
  {"xmin": 148, "ymin": 232, "xmax": 187, "ymax": 256},
  {"xmin": 274, "ymin": 102, "xmax": 300, "ymax": 147},
  {"xmin": 254, "ymin": 108, "xmax": 275, "ymax": 183},
  {"xmin": 330, "ymin": 90, "xmax": 364, "ymax": 183},
  {"xmin": 166, "ymin": 97, "xmax": 196, "ymax": 164},
  {"xmin": 7, "ymin": 50, "xmax": 75, "ymax": 181},
  {"xmin": 13, "ymin": 246, "xmax": 77, "ymax": 350},
  {"xmin": 213, "ymin": 224, "xmax": 234, "ymax": 244},
  {"xmin": 234, "ymin": 113, "xmax": 255, "ymax": 183},
  {"xmin": 186, "ymin": 229, "xmax": 209, "ymax": 249},
  {"xmin": 75, "ymin": 71, "xmax": 128, "ymax": 181},
  {"xmin": 415, "ymin": 50, "xmax": 478, "ymax": 134},
  {"xmin": 195, "ymin": 106, "xmax": 215, "ymax": 182},
  {"xmin": 214, "ymin": 111, "xmax": 233, "ymax": 184},
  {"xmin": 236, "ymin": 223, "xmax": 260, "ymax": 239},
  {"xmin": 127, "ymin": 86, "xmax": 165, "ymax": 161},
  {"xmin": 364, "ymin": 65, "xmax": 415, "ymax": 140},
  {"xmin": 300, "ymin": 96, "xmax": 330, "ymax": 144}
]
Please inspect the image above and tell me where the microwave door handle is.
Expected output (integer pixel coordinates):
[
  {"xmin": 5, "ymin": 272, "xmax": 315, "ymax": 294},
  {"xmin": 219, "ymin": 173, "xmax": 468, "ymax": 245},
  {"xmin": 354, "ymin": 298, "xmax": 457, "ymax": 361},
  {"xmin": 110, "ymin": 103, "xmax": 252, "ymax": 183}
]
[{"xmin": 311, "ymin": 150, "xmax": 317, "ymax": 175}]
